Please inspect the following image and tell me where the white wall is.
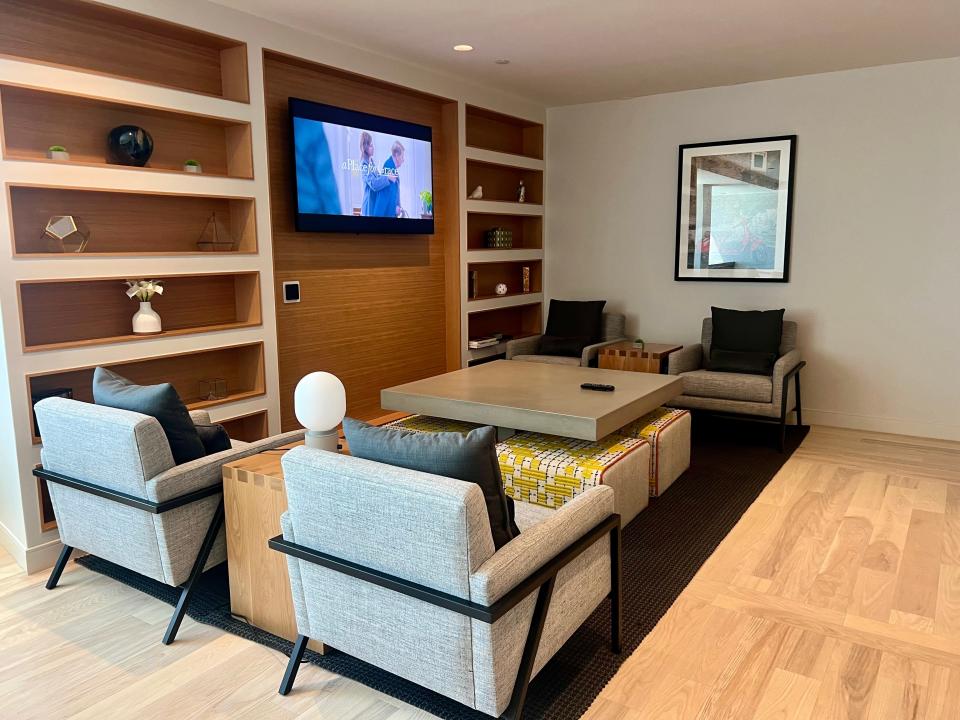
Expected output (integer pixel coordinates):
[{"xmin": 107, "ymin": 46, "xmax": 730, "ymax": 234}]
[{"xmin": 546, "ymin": 58, "xmax": 960, "ymax": 440}]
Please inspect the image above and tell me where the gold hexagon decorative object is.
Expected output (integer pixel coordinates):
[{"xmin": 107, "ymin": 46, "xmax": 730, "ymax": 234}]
[{"xmin": 43, "ymin": 215, "xmax": 90, "ymax": 253}]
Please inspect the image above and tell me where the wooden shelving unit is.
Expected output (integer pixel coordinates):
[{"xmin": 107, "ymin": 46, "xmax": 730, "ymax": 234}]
[
  {"xmin": 8, "ymin": 185, "xmax": 257, "ymax": 256},
  {"xmin": 220, "ymin": 410, "xmax": 270, "ymax": 442},
  {"xmin": 0, "ymin": 0, "xmax": 249, "ymax": 102},
  {"xmin": 0, "ymin": 84, "xmax": 254, "ymax": 178},
  {"xmin": 18, "ymin": 272, "xmax": 262, "ymax": 352},
  {"xmin": 27, "ymin": 341, "xmax": 266, "ymax": 444},
  {"xmin": 461, "ymin": 106, "xmax": 545, "ymax": 366}
]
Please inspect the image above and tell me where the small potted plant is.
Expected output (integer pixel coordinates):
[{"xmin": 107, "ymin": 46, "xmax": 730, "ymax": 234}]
[
  {"xmin": 47, "ymin": 145, "xmax": 70, "ymax": 161},
  {"xmin": 183, "ymin": 159, "xmax": 202, "ymax": 173},
  {"xmin": 419, "ymin": 189, "xmax": 433, "ymax": 217},
  {"xmin": 633, "ymin": 338, "xmax": 646, "ymax": 351},
  {"xmin": 126, "ymin": 280, "xmax": 164, "ymax": 334}
]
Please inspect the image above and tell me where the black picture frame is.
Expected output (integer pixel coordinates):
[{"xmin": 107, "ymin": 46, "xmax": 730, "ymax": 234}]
[{"xmin": 674, "ymin": 135, "xmax": 796, "ymax": 282}]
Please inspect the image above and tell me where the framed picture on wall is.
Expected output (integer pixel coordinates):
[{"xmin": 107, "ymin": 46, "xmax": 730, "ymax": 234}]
[{"xmin": 675, "ymin": 135, "xmax": 796, "ymax": 282}]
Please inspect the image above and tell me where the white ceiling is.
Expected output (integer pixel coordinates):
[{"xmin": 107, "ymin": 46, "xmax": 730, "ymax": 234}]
[{"xmin": 216, "ymin": 0, "xmax": 960, "ymax": 106}]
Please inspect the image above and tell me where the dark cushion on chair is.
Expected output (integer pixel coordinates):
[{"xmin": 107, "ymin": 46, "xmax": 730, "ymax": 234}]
[
  {"xmin": 708, "ymin": 307, "xmax": 785, "ymax": 375},
  {"xmin": 538, "ymin": 335, "xmax": 590, "ymax": 357},
  {"xmin": 544, "ymin": 300, "xmax": 606, "ymax": 344},
  {"xmin": 92, "ymin": 367, "xmax": 206, "ymax": 465},
  {"xmin": 195, "ymin": 423, "xmax": 232, "ymax": 455},
  {"xmin": 343, "ymin": 418, "xmax": 520, "ymax": 549}
]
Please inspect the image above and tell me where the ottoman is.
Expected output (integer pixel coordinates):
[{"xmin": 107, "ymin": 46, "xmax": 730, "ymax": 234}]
[{"xmin": 615, "ymin": 407, "xmax": 691, "ymax": 496}]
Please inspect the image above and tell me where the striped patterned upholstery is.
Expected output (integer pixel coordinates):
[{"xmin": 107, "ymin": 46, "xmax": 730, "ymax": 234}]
[{"xmin": 615, "ymin": 407, "xmax": 691, "ymax": 496}]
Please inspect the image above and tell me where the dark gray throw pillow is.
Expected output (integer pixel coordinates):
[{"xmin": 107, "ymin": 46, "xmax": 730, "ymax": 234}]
[
  {"xmin": 92, "ymin": 367, "xmax": 206, "ymax": 465},
  {"xmin": 544, "ymin": 299, "xmax": 606, "ymax": 344},
  {"xmin": 342, "ymin": 417, "xmax": 520, "ymax": 549},
  {"xmin": 538, "ymin": 335, "xmax": 590, "ymax": 357},
  {"xmin": 195, "ymin": 423, "xmax": 232, "ymax": 455},
  {"xmin": 708, "ymin": 307, "xmax": 785, "ymax": 376}
]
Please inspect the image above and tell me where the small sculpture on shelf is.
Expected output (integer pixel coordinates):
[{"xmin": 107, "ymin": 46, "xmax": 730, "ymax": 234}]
[
  {"xmin": 495, "ymin": 283, "xmax": 509, "ymax": 296},
  {"xmin": 517, "ymin": 180, "xmax": 526, "ymax": 203},
  {"xmin": 47, "ymin": 145, "xmax": 70, "ymax": 161},
  {"xmin": 43, "ymin": 215, "xmax": 90, "ymax": 253},
  {"xmin": 522, "ymin": 265, "xmax": 531, "ymax": 293},
  {"xmin": 126, "ymin": 279, "xmax": 164, "ymax": 335},
  {"xmin": 468, "ymin": 185, "xmax": 483, "ymax": 199},
  {"xmin": 107, "ymin": 125, "xmax": 154, "ymax": 166},
  {"xmin": 183, "ymin": 159, "xmax": 202, "ymax": 174},
  {"xmin": 199, "ymin": 378, "xmax": 227, "ymax": 401},
  {"xmin": 484, "ymin": 227, "xmax": 513, "ymax": 249},
  {"xmin": 197, "ymin": 212, "xmax": 237, "ymax": 252}
]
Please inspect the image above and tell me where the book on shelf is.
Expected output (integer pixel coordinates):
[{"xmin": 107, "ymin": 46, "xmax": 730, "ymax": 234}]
[{"xmin": 469, "ymin": 338, "xmax": 499, "ymax": 349}]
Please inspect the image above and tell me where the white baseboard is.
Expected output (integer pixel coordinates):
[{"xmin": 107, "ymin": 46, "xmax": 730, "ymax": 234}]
[
  {"xmin": 0, "ymin": 519, "xmax": 63, "ymax": 574},
  {"xmin": 804, "ymin": 408, "xmax": 960, "ymax": 442}
]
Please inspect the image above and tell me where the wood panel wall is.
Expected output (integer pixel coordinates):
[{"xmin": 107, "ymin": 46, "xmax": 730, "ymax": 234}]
[{"xmin": 263, "ymin": 51, "xmax": 460, "ymax": 428}]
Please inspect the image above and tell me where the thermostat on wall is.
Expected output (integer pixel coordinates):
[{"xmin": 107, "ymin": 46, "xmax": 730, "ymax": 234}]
[{"xmin": 282, "ymin": 281, "xmax": 300, "ymax": 303}]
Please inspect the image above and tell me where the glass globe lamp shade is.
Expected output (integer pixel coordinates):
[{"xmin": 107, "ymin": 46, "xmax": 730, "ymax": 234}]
[{"xmin": 294, "ymin": 372, "xmax": 346, "ymax": 452}]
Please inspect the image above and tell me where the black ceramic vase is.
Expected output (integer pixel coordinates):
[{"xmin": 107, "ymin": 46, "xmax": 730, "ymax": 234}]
[{"xmin": 107, "ymin": 125, "xmax": 154, "ymax": 166}]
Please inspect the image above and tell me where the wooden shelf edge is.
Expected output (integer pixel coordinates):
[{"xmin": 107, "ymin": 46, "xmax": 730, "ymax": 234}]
[
  {"xmin": 22, "ymin": 320, "xmax": 263, "ymax": 353},
  {"xmin": 1, "ymin": 153, "xmax": 253, "ymax": 181},
  {"xmin": 467, "ymin": 293, "xmax": 543, "ymax": 313},
  {"xmin": 188, "ymin": 388, "xmax": 265, "ymax": 411},
  {"xmin": 465, "ymin": 146, "xmax": 544, "ymax": 171},
  {"xmin": 466, "ymin": 249, "xmax": 544, "ymax": 264},
  {"xmin": 464, "ymin": 200, "xmax": 543, "ymax": 216}
]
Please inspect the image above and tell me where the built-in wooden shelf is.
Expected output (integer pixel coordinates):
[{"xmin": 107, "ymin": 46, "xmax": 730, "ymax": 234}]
[
  {"xmin": 466, "ymin": 159, "xmax": 542, "ymax": 205},
  {"xmin": 464, "ymin": 146, "xmax": 543, "ymax": 171},
  {"xmin": 220, "ymin": 410, "xmax": 269, "ymax": 443},
  {"xmin": 28, "ymin": 341, "xmax": 266, "ymax": 444},
  {"xmin": 0, "ymin": 84, "xmax": 254, "ymax": 178},
  {"xmin": 8, "ymin": 184, "xmax": 257, "ymax": 256},
  {"xmin": 467, "ymin": 212, "xmax": 542, "ymax": 251},
  {"xmin": 19, "ymin": 272, "xmax": 261, "ymax": 352},
  {"xmin": 464, "ymin": 200, "xmax": 543, "ymax": 217},
  {"xmin": 468, "ymin": 260, "xmax": 542, "ymax": 301},
  {"xmin": 468, "ymin": 302, "xmax": 542, "ymax": 342},
  {"xmin": 0, "ymin": 0, "xmax": 249, "ymax": 102},
  {"xmin": 466, "ymin": 105, "xmax": 543, "ymax": 160}
]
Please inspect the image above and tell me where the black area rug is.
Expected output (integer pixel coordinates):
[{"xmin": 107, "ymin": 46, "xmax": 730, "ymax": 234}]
[{"xmin": 77, "ymin": 415, "xmax": 808, "ymax": 719}]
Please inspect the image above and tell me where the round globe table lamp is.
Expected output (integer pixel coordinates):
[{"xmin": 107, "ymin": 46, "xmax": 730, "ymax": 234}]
[{"xmin": 294, "ymin": 372, "xmax": 346, "ymax": 452}]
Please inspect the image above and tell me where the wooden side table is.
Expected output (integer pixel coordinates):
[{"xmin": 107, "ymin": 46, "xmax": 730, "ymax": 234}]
[{"xmin": 598, "ymin": 341, "xmax": 683, "ymax": 374}]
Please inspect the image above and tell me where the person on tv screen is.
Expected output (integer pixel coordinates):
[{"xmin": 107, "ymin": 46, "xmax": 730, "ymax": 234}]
[
  {"xmin": 359, "ymin": 131, "xmax": 396, "ymax": 216},
  {"xmin": 372, "ymin": 141, "xmax": 405, "ymax": 218}
]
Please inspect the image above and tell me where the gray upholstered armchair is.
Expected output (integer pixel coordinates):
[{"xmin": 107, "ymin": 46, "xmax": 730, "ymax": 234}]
[
  {"xmin": 505, "ymin": 313, "xmax": 626, "ymax": 367},
  {"xmin": 34, "ymin": 397, "xmax": 304, "ymax": 644},
  {"xmin": 667, "ymin": 318, "xmax": 805, "ymax": 450},
  {"xmin": 272, "ymin": 447, "xmax": 622, "ymax": 720}
]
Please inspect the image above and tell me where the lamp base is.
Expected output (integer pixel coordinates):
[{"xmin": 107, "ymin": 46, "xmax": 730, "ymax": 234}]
[{"xmin": 304, "ymin": 429, "xmax": 339, "ymax": 452}]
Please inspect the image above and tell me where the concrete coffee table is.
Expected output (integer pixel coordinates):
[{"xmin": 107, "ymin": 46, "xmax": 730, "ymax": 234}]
[{"xmin": 381, "ymin": 360, "xmax": 683, "ymax": 441}]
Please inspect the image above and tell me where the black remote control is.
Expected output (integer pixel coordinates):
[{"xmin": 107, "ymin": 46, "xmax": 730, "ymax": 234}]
[{"xmin": 581, "ymin": 382, "xmax": 615, "ymax": 392}]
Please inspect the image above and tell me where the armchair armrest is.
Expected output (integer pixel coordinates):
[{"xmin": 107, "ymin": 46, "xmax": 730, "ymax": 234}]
[
  {"xmin": 772, "ymin": 350, "xmax": 803, "ymax": 412},
  {"xmin": 581, "ymin": 337, "xmax": 626, "ymax": 367},
  {"xmin": 469, "ymin": 485, "xmax": 615, "ymax": 605},
  {"xmin": 146, "ymin": 429, "xmax": 305, "ymax": 503},
  {"xmin": 506, "ymin": 334, "xmax": 543, "ymax": 359},
  {"xmin": 189, "ymin": 410, "xmax": 212, "ymax": 425},
  {"xmin": 668, "ymin": 343, "xmax": 702, "ymax": 375}
]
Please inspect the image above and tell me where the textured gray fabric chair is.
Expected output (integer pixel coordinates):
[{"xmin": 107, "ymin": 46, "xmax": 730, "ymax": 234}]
[
  {"xmin": 271, "ymin": 447, "xmax": 621, "ymax": 720},
  {"xmin": 34, "ymin": 397, "xmax": 304, "ymax": 644},
  {"xmin": 667, "ymin": 318, "xmax": 805, "ymax": 450},
  {"xmin": 505, "ymin": 312, "xmax": 626, "ymax": 367}
]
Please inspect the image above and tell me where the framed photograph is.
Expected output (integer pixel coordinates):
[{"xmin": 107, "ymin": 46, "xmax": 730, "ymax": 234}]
[{"xmin": 675, "ymin": 135, "xmax": 796, "ymax": 282}]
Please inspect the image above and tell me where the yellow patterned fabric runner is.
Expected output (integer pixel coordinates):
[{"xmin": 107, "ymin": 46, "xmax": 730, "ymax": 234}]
[
  {"xmin": 386, "ymin": 414, "xmax": 648, "ymax": 510},
  {"xmin": 614, "ymin": 407, "xmax": 688, "ymax": 494}
]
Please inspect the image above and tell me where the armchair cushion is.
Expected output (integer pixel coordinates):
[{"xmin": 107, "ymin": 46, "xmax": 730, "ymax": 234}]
[
  {"xmin": 195, "ymin": 423, "xmax": 232, "ymax": 455},
  {"xmin": 92, "ymin": 367, "xmax": 205, "ymax": 465},
  {"xmin": 679, "ymin": 369, "xmax": 773, "ymax": 403},
  {"xmin": 538, "ymin": 334, "xmax": 589, "ymax": 357},
  {"xmin": 708, "ymin": 307, "xmax": 784, "ymax": 375},
  {"xmin": 343, "ymin": 418, "xmax": 520, "ymax": 549},
  {"xmin": 544, "ymin": 299, "xmax": 606, "ymax": 344}
]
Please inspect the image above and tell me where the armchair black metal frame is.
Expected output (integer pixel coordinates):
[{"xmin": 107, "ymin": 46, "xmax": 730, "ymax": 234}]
[
  {"xmin": 33, "ymin": 467, "xmax": 224, "ymax": 645},
  {"xmin": 269, "ymin": 513, "xmax": 622, "ymax": 720}
]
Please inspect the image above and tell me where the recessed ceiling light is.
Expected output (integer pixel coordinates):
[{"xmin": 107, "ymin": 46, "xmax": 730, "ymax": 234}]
[
  {"xmin": 494, "ymin": 59, "xmax": 510, "ymax": 65},
  {"xmin": 453, "ymin": 44, "xmax": 474, "ymax": 52}
]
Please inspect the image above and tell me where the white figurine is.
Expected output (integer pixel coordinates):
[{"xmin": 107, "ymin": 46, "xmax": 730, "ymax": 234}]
[{"xmin": 469, "ymin": 185, "xmax": 484, "ymax": 199}]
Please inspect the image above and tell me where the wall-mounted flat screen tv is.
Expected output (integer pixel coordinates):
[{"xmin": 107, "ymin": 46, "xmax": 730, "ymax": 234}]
[{"xmin": 290, "ymin": 97, "xmax": 434, "ymax": 234}]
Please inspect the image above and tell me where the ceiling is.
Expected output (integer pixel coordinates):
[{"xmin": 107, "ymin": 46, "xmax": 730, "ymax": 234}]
[{"xmin": 215, "ymin": 0, "xmax": 960, "ymax": 106}]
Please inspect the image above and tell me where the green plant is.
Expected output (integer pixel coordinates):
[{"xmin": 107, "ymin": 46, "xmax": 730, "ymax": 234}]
[
  {"xmin": 634, "ymin": 337, "xmax": 645, "ymax": 346},
  {"xmin": 419, "ymin": 189, "xmax": 433, "ymax": 211},
  {"xmin": 48, "ymin": 145, "xmax": 67, "ymax": 152},
  {"xmin": 184, "ymin": 159, "xmax": 201, "ymax": 166}
]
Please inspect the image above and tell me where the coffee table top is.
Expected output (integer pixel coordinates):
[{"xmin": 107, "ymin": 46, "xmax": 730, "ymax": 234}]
[{"xmin": 381, "ymin": 360, "xmax": 683, "ymax": 441}]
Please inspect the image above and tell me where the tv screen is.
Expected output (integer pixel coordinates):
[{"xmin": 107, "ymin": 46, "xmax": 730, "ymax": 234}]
[{"xmin": 289, "ymin": 97, "xmax": 434, "ymax": 234}]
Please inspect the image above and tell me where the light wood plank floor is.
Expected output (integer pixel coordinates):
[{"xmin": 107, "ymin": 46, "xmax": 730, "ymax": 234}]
[{"xmin": 1, "ymin": 425, "xmax": 957, "ymax": 719}]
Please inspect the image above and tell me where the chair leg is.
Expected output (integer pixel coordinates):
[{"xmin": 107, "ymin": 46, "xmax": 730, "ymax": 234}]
[
  {"xmin": 45, "ymin": 544, "xmax": 73, "ymax": 590},
  {"xmin": 794, "ymin": 372, "xmax": 804, "ymax": 426},
  {"xmin": 279, "ymin": 634, "xmax": 310, "ymax": 696},
  {"xmin": 162, "ymin": 499, "xmax": 224, "ymax": 645},
  {"xmin": 502, "ymin": 577, "xmax": 556, "ymax": 720},
  {"xmin": 609, "ymin": 525, "xmax": 622, "ymax": 654}
]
